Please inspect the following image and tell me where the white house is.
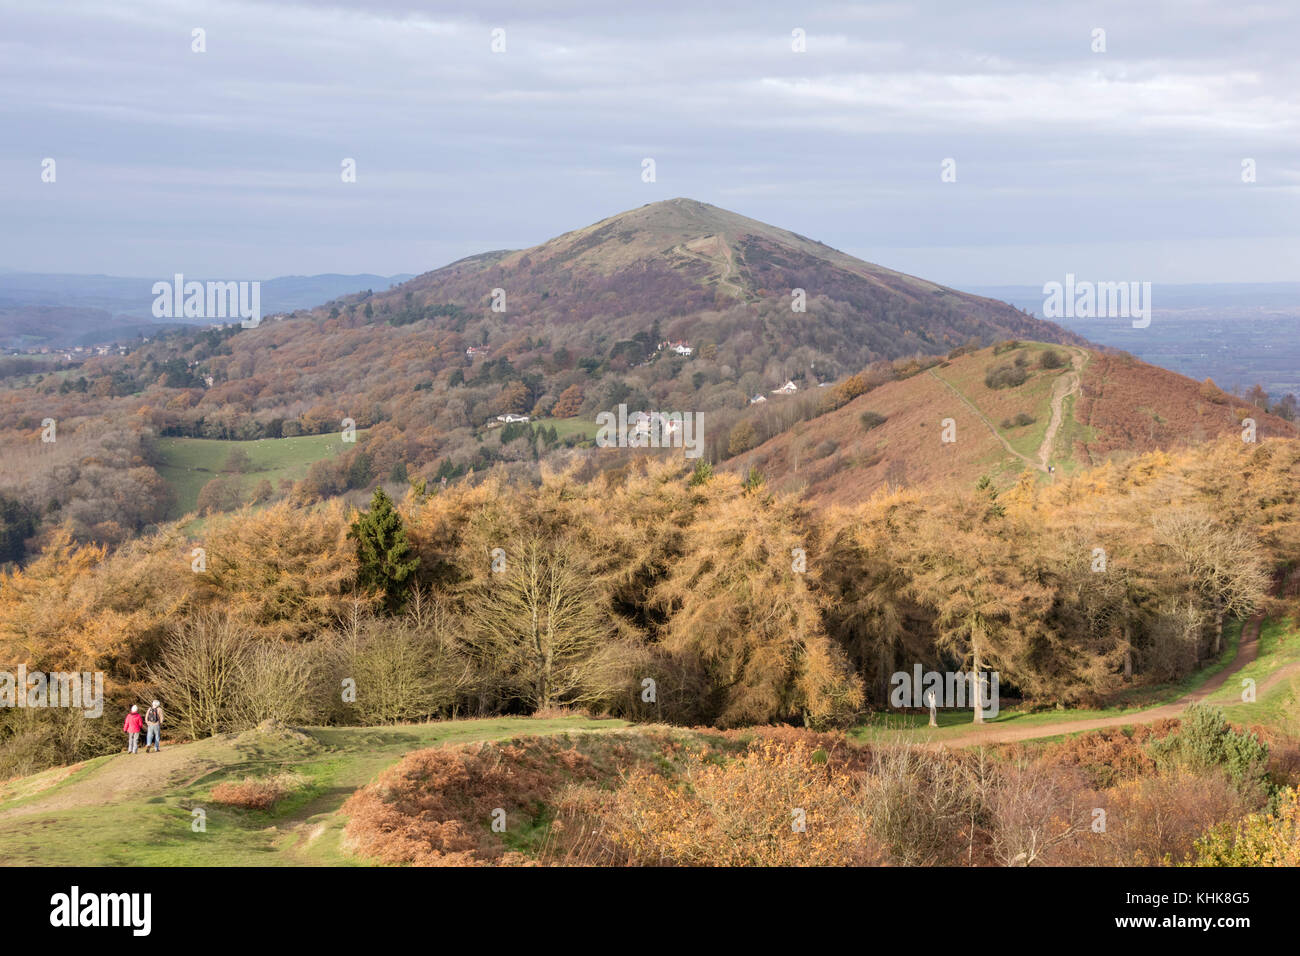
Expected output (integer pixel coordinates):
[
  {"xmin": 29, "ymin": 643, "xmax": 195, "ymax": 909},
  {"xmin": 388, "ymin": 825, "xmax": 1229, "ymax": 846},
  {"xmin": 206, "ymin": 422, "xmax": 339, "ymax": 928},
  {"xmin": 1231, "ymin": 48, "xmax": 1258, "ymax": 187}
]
[
  {"xmin": 749, "ymin": 394, "xmax": 767, "ymax": 405},
  {"xmin": 632, "ymin": 411, "xmax": 681, "ymax": 439},
  {"xmin": 772, "ymin": 380, "xmax": 798, "ymax": 395},
  {"xmin": 672, "ymin": 344, "xmax": 693, "ymax": 356},
  {"xmin": 496, "ymin": 413, "xmax": 530, "ymax": 423},
  {"xmin": 466, "ymin": 346, "xmax": 489, "ymax": 358}
]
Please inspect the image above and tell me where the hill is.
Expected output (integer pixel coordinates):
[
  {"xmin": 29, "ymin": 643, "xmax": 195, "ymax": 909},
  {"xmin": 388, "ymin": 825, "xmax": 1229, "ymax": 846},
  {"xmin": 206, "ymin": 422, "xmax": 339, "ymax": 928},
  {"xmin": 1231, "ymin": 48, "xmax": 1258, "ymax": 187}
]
[
  {"xmin": 726, "ymin": 341, "xmax": 1298, "ymax": 503},
  {"xmin": 340, "ymin": 197, "xmax": 1083, "ymax": 375}
]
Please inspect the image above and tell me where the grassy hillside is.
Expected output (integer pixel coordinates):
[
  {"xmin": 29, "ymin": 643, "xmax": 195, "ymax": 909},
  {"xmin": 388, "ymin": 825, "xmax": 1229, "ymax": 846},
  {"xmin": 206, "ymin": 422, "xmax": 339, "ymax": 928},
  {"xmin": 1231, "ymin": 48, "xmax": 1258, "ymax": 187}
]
[
  {"xmin": 0, "ymin": 716, "xmax": 623, "ymax": 866},
  {"xmin": 727, "ymin": 341, "xmax": 1297, "ymax": 503},
  {"xmin": 156, "ymin": 432, "xmax": 365, "ymax": 517}
]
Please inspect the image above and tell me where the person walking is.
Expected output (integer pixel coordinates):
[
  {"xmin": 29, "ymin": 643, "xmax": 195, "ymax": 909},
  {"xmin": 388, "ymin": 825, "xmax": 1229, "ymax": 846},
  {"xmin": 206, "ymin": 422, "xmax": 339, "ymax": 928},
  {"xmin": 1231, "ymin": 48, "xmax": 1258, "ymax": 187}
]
[
  {"xmin": 124, "ymin": 705, "xmax": 144, "ymax": 754},
  {"xmin": 144, "ymin": 700, "xmax": 164, "ymax": 753}
]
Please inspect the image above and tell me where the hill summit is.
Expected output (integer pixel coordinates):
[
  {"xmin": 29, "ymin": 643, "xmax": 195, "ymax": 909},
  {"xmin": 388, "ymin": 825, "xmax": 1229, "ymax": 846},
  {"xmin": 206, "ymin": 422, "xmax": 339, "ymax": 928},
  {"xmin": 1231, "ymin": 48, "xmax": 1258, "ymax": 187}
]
[{"xmin": 345, "ymin": 197, "xmax": 1084, "ymax": 375}]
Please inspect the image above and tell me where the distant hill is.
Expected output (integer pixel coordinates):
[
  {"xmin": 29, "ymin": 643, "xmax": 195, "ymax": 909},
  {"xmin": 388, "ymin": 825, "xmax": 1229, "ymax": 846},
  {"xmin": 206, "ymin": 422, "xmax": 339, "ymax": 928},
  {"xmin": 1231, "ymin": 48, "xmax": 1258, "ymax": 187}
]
[
  {"xmin": 340, "ymin": 197, "xmax": 1085, "ymax": 377},
  {"xmin": 0, "ymin": 272, "xmax": 415, "ymax": 347},
  {"xmin": 725, "ymin": 341, "xmax": 1298, "ymax": 504}
]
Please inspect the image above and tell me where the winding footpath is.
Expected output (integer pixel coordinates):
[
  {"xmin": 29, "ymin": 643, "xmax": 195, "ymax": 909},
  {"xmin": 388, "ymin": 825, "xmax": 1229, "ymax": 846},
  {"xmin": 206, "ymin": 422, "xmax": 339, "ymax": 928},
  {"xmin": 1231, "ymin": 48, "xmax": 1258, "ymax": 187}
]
[{"xmin": 931, "ymin": 616, "xmax": 1299, "ymax": 749}]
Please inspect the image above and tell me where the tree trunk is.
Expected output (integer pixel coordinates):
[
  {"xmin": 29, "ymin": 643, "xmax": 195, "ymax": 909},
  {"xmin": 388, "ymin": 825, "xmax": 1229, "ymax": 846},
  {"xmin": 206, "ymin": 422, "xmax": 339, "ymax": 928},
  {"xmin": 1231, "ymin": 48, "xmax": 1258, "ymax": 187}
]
[
  {"xmin": 1123, "ymin": 623, "xmax": 1133, "ymax": 680},
  {"xmin": 972, "ymin": 643, "xmax": 984, "ymax": 724}
]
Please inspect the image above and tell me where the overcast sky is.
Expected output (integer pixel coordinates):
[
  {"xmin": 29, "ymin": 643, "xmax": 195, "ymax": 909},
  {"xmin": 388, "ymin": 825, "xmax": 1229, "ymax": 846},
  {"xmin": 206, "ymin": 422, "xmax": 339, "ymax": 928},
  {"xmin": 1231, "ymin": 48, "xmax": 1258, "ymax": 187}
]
[{"xmin": 2, "ymin": 0, "xmax": 1297, "ymax": 287}]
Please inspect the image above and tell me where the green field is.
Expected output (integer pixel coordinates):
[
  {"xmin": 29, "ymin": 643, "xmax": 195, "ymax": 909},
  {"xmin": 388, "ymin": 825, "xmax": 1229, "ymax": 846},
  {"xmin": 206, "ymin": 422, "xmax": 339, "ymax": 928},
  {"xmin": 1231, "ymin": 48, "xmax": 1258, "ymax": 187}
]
[
  {"xmin": 530, "ymin": 416, "xmax": 596, "ymax": 442},
  {"xmin": 155, "ymin": 432, "xmax": 365, "ymax": 518}
]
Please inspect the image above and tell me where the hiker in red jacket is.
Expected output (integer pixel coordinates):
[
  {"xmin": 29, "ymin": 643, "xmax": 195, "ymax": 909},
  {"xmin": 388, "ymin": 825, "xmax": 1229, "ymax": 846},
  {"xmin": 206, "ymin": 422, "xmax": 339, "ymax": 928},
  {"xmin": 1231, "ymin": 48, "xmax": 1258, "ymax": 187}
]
[{"xmin": 124, "ymin": 705, "xmax": 144, "ymax": 754}]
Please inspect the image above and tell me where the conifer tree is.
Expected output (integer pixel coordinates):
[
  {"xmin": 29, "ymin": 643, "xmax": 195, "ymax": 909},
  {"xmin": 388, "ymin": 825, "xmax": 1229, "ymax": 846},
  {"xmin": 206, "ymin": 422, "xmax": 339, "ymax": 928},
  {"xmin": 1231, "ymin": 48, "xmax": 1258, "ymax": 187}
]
[{"xmin": 348, "ymin": 488, "xmax": 420, "ymax": 614}]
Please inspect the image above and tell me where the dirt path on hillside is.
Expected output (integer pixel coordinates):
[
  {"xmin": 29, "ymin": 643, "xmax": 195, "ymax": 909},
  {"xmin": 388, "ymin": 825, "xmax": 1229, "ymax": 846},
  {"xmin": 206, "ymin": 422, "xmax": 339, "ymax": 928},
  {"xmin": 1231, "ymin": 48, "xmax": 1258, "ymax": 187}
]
[
  {"xmin": 675, "ymin": 234, "xmax": 745, "ymax": 299},
  {"xmin": 0, "ymin": 741, "xmax": 217, "ymax": 820},
  {"xmin": 928, "ymin": 615, "xmax": 1298, "ymax": 749},
  {"xmin": 1038, "ymin": 347, "xmax": 1086, "ymax": 470},
  {"xmin": 927, "ymin": 368, "xmax": 1044, "ymax": 472},
  {"xmin": 929, "ymin": 346, "xmax": 1086, "ymax": 475}
]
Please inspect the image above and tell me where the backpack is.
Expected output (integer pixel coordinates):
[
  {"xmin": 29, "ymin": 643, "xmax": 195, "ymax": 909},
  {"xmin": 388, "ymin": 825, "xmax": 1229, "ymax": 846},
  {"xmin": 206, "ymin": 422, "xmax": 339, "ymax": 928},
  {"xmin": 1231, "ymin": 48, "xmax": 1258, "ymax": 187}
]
[{"xmin": 146, "ymin": 707, "xmax": 160, "ymax": 723}]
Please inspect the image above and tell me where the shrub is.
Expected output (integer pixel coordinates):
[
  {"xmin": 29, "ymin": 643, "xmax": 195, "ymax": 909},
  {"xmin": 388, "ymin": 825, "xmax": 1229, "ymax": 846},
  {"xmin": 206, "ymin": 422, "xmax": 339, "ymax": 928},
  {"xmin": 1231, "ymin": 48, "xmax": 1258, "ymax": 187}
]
[
  {"xmin": 342, "ymin": 735, "xmax": 606, "ymax": 866},
  {"xmin": 1193, "ymin": 787, "xmax": 1300, "ymax": 866},
  {"xmin": 1060, "ymin": 768, "xmax": 1253, "ymax": 865},
  {"xmin": 985, "ymin": 362, "xmax": 1028, "ymax": 389},
  {"xmin": 1000, "ymin": 412, "xmax": 1037, "ymax": 429},
  {"xmin": 210, "ymin": 771, "xmax": 308, "ymax": 810},
  {"xmin": 1038, "ymin": 349, "xmax": 1065, "ymax": 369},
  {"xmin": 601, "ymin": 738, "xmax": 880, "ymax": 866},
  {"xmin": 1150, "ymin": 704, "xmax": 1270, "ymax": 794},
  {"xmin": 333, "ymin": 597, "xmax": 472, "ymax": 725},
  {"xmin": 861, "ymin": 745, "xmax": 972, "ymax": 865},
  {"xmin": 860, "ymin": 410, "xmax": 887, "ymax": 432}
]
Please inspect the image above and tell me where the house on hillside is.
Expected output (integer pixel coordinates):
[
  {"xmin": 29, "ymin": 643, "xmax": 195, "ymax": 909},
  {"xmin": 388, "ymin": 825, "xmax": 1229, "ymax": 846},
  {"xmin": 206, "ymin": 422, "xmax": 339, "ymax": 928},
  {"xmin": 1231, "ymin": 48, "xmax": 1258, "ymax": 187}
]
[
  {"xmin": 656, "ymin": 340, "xmax": 693, "ymax": 356},
  {"xmin": 496, "ymin": 413, "xmax": 530, "ymax": 423},
  {"xmin": 749, "ymin": 394, "xmax": 767, "ymax": 405},
  {"xmin": 466, "ymin": 346, "xmax": 490, "ymax": 358},
  {"xmin": 772, "ymin": 380, "xmax": 798, "ymax": 395}
]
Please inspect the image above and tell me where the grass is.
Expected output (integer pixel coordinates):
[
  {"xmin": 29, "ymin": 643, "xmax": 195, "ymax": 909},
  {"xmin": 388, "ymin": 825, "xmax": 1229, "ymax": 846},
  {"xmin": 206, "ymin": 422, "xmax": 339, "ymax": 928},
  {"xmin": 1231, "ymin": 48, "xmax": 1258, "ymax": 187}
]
[
  {"xmin": 1203, "ymin": 618, "xmax": 1300, "ymax": 705},
  {"xmin": 532, "ymin": 416, "xmax": 595, "ymax": 442},
  {"xmin": 0, "ymin": 715, "xmax": 625, "ymax": 866},
  {"xmin": 155, "ymin": 432, "xmax": 365, "ymax": 518}
]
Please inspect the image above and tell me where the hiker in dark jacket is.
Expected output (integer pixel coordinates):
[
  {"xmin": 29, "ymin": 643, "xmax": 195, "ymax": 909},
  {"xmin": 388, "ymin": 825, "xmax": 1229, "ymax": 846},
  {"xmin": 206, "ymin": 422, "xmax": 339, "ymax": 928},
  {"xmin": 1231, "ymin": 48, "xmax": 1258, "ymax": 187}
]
[
  {"xmin": 144, "ymin": 700, "xmax": 164, "ymax": 753},
  {"xmin": 124, "ymin": 706, "xmax": 144, "ymax": 754}
]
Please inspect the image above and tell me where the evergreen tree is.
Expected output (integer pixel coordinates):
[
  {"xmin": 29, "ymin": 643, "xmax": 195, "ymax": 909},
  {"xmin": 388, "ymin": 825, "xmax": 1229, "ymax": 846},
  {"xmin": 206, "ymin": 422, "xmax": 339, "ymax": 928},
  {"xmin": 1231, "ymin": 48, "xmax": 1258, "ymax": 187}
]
[{"xmin": 348, "ymin": 488, "xmax": 420, "ymax": 613}]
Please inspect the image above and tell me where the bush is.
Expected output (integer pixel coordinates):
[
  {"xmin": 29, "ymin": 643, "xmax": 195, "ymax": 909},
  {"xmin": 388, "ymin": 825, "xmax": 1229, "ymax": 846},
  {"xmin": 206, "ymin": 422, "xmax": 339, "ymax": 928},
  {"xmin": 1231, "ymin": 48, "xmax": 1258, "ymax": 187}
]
[
  {"xmin": 1000, "ymin": 412, "xmax": 1037, "ymax": 429},
  {"xmin": 210, "ymin": 771, "xmax": 308, "ymax": 810},
  {"xmin": 1150, "ymin": 704, "xmax": 1271, "ymax": 794},
  {"xmin": 601, "ymin": 738, "xmax": 880, "ymax": 866},
  {"xmin": 862, "ymin": 745, "xmax": 972, "ymax": 865},
  {"xmin": 859, "ymin": 410, "xmax": 887, "ymax": 432},
  {"xmin": 1193, "ymin": 787, "xmax": 1300, "ymax": 866},
  {"xmin": 0, "ymin": 705, "xmax": 122, "ymax": 780},
  {"xmin": 1061, "ymin": 768, "xmax": 1253, "ymax": 865},
  {"xmin": 985, "ymin": 362, "xmax": 1029, "ymax": 389},
  {"xmin": 1038, "ymin": 349, "xmax": 1065, "ymax": 370}
]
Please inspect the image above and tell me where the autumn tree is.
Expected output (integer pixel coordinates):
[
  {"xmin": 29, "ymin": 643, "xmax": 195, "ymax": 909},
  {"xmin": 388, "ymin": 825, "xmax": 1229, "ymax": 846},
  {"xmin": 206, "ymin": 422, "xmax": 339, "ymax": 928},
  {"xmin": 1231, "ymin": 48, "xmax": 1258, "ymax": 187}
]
[
  {"xmin": 551, "ymin": 384, "xmax": 584, "ymax": 419},
  {"xmin": 464, "ymin": 537, "xmax": 624, "ymax": 710}
]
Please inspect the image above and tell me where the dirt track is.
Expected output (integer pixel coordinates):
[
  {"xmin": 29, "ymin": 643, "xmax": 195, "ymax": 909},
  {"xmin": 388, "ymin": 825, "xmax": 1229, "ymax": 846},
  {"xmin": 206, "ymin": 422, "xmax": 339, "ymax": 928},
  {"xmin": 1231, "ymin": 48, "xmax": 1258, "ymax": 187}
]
[
  {"xmin": 1038, "ymin": 347, "xmax": 1086, "ymax": 469},
  {"xmin": 931, "ymin": 616, "xmax": 1298, "ymax": 748}
]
